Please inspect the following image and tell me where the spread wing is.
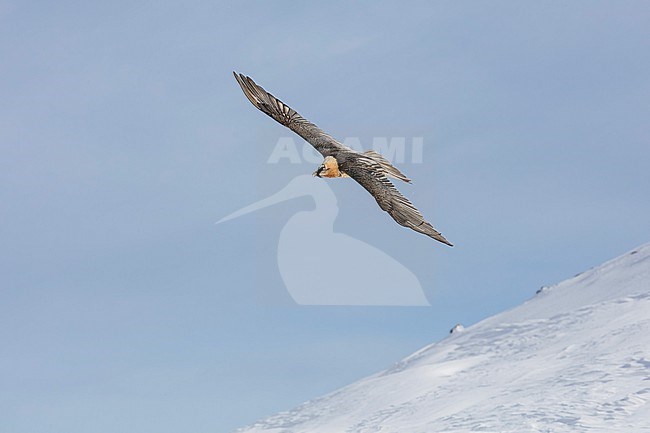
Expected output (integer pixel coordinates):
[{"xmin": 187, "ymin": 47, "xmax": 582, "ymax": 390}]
[
  {"xmin": 345, "ymin": 157, "xmax": 453, "ymax": 246},
  {"xmin": 233, "ymin": 72, "xmax": 346, "ymax": 157}
]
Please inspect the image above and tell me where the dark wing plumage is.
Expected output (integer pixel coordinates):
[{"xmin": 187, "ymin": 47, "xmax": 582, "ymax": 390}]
[
  {"xmin": 344, "ymin": 155, "xmax": 453, "ymax": 246},
  {"xmin": 233, "ymin": 72, "xmax": 345, "ymax": 157}
]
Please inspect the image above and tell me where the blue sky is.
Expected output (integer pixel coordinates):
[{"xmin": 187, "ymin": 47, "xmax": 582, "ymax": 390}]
[{"xmin": 1, "ymin": 1, "xmax": 649, "ymax": 432}]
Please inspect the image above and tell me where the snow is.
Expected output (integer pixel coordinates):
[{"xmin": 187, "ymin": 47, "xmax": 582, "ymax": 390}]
[{"xmin": 234, "ymin": 244, "xmax": 650, "ymax": 433}]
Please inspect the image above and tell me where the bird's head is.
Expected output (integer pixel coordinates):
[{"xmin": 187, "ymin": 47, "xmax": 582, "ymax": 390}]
[{"xmin": 313, "ymin": 156, "xmax": 342, "ymax": 178}]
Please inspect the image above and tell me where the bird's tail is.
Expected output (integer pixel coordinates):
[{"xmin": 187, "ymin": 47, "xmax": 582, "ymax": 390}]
[{"xmin": 363, "ymin": 150, "xmax": 411, "ymax": 183}]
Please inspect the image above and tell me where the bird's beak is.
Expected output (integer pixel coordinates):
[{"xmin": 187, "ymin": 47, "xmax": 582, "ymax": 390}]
[{"xmin": 312, "ymin": 170, "xmax": 318, "ymax": 177}]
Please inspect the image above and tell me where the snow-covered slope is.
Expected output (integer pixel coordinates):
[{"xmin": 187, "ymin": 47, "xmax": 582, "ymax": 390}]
[{"xmin": 236, "ymin": 244, "xmax": 650, "ymax": 433}]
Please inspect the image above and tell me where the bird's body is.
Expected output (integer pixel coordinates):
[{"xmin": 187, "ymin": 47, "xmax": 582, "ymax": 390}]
[{"xmin": 233, "ymin": 72, "xmax": 452, "ymax": 246}]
